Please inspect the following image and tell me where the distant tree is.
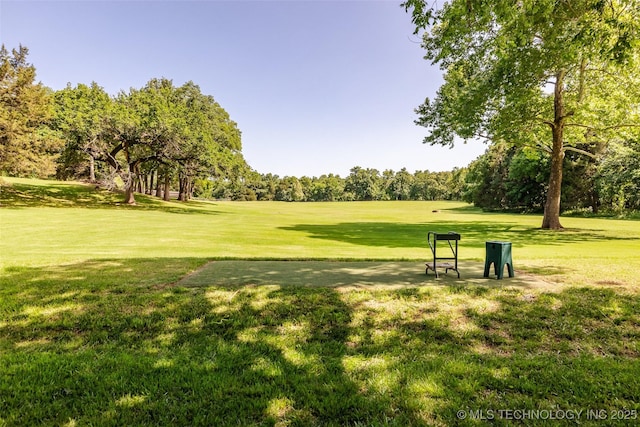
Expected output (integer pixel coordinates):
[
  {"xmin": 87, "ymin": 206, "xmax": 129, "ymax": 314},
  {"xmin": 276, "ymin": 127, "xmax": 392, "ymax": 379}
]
[
  {"xmin": 596, "ymin": 140, "xmax": 640, "ymax": 211},
  {"xmin": 410, "ymin": 170, "xmax": 436, "ymax": 201},
  {"xmin": 404, "ymin": 0, "xmax": 640, "ymax": 229},
  {"xmin": 203, "ymin": 167, "xmax": 477, "ymax": 203},
  {"xmin": 345, "ymin": 167, "xmax": 383, "ymax": 201},
  {"xmin": 276, "ymin": 176, "xmax": 305, "ymax": 202},
  {"xmin": 505, "ymin": 147, "xmax": 549, "ymax": 212},
  {"xmin": 255, "ymin": 173, "xmax": 280, "ymax": 201},
  {"xmin": 463, "ymin": 143, "xmax": 615, "ymax": 213},
  {"xmin": 560, "ymin": 141, "xmax": 605, "ymax": 212},
  {"xmin": 426, "ymin": 171, "xmax": 457, "ymax": 200},
  {"xmin": 310, "ymin": 174, "xmax": 345, "ymax": 201},
  {"xmin": 385, "ymin": 168, "xmax": 414, "ymax": 200},
  {"xmin": 462, "ymin": 144, "xmax": 513, "ymax": 209},
  {"xmin": 173, "ymin": 81, "xmax": 244, "ymax": 201},
  {"xmin": 53, "ymin": 82, "xmax": 112, "ymax": 181},
  {"xmin": 299, "ymin": 176, "xmax": 313, "ymax": 201},
  {"xmin": 101, "ymin": 86, "xmax": 158, "ymax": 203},
  {"xmin": 0, "ymin": 45, "xmax": 63, "ymax": 177}
]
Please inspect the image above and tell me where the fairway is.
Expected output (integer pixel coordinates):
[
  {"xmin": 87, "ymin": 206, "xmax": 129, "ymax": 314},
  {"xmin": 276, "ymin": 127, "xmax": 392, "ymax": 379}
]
[
  {"xmin": 1, "ymin": 178, "xmax": 639, "ymax": 426},
  {"xmin": 3, "ymin": 178, "xmax": 639, "ymax": 287}
]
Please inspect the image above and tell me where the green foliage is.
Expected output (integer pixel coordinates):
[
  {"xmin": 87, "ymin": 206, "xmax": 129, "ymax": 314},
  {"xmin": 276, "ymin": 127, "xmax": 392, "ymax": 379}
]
[
  {"xmin": 597, "ymin": 140, "xmax": 640, "ymax": 211},
  {"xmin": 505, "ymin": 147, "xmax": 550, "ymax": 210},
  {"xmin": 463, "ymin": 144, "xmax": 515, "ymax": 210},
  {"xmin": 305, "ymin": 174, "xmax": 344, "ymax": 202},
  {"xmin": 464, "ymin": 140, "xmax": 637, "ymax": 215},
  {"xmin": 561, "ymin": 143, "xmax": 603, "ymax": 211},
  {"xmin": 403, "ymin": 0, "xmax": 640, "ymax": 228},
  {"xmin": 385, "ymin": 167, "xmax": 414, "ymax": 200},
  {"xmin": 344, "ymin": 167, "xmax": 383, "ymax": 201},
  {"xmin": 275, "ymin": 176, "xmax": 305, "ymax": 202},
  {"xmin": 52, "ymin": 82, "xmax": 112, "ymax": 180},
  {"xmin": 404, "ymin": 0, "xmax": 640, "ymax": 146},
  {"xmin": 0, "ymin": 45, "xmax": 63, "ymax": 177},
  {"xmin": 52, "ymin": 77, "xmax": 247, "ymax": 204},
  {"xmin": 207, "ymin": 168, "xmax": 468, "ymax": 202}
]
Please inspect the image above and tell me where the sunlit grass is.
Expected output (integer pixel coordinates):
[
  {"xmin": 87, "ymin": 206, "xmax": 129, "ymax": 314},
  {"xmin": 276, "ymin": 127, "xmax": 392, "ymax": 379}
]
[
  {"xmin": 3, "ymin": 178, "xmax": 638, "ymax": 287},
  {"xmin": 1, "ymin": 177, "xmax": 639, "ymax": 425}
]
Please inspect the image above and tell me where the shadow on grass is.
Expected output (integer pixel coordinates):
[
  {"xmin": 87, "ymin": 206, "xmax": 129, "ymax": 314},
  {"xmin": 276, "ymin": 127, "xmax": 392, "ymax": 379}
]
[
  {"xmin": 281, "ymin": 221, "xmax": 634, "ymax": 249},
  {"xmin": 1, "ymin": 258, "xmax": 639, "ymax": 425},
  {"xmin": 0, "ymin": 180, "xmax": 220, "ymax": 215},
  {"xmin": 177, "ymin": 260, "xmax": 557, "ymax": 289}
]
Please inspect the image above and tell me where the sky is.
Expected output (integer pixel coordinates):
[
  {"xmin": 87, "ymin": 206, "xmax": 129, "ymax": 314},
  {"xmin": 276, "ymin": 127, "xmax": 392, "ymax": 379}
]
[{"xmin": 0, "ymin": 0, "xmax": 488, "ymax": 177}]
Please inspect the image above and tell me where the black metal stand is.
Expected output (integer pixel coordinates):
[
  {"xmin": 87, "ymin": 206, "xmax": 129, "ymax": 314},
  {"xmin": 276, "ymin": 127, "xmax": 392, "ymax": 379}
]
[{"xmin": 425, "ymin": 231, "xmax": 461, "ymax": 278}]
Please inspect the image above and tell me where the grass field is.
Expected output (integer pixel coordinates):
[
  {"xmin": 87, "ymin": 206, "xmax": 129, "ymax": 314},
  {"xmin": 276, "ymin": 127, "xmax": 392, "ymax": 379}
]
[{"xmin": 1, "ymin": 177, "xmax": 639, "ymax": 426}]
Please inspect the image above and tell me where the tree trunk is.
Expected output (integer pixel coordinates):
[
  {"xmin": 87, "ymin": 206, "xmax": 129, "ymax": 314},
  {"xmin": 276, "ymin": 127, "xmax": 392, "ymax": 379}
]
[
  {"xmin": 163, "ymin": 175, "xmax": 170, "ymax": 201},
  {"xmin": 541, "ymin": 70, "xmax": 567, "ymax": 230},
  {"xmin": 155, "ymin": 172, "xmax": 162, "ymax": 198},
  {"xmin": 151, "ymin": 171, "xmax": 156, "ymax": 195},
  {"xmin": 125, "ymin": 173, "xmax": 136, "ymax": 205},
  {"xmin": 178, "ymin": 176, "xmax": 187, "ymax": 201},
  {"xmin": 88, "ymin": 155, "xmax": 96, "ymax": 182},
  {"xmin": 591, "ymin": 191, "xmax": 599, "ymax": 214},
  {"xmin": 146, "ymin": 171, "xmax": 153, "ymax": 195},
  {"xmin": 136, "ymin": 173, "xmax": 143, "ymax": 194},
  {"xmin": 542, "ymin": 126, "xmax": 564, "ymax": 229},
  {"xmin": 121, "ymin": 145, "xmax": 136, "ymax": 205}
]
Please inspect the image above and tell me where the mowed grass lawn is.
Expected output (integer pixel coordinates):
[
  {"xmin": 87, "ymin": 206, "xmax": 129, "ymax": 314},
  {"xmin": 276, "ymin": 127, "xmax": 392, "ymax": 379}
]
[{"xmin": 1, "ymin": 177, "xmax": 639, "ymax": 426}]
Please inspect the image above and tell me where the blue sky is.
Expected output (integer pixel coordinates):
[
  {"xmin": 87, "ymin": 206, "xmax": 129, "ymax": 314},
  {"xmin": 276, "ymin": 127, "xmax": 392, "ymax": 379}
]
[{"xmin": 1, "ymin": 0, "xmax": 487, "ymax": 177}]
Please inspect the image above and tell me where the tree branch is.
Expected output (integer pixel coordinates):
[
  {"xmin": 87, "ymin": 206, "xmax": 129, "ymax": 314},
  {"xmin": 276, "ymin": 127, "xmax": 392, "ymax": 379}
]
[
  {"xmin": 475, "ymin": 132, "xmax": 494, "ymax": 141},
  {"xmin": 562, "ymin": 145, "xmax": 597, "ymax": 159},
  {"xmin": 564, "ymin": 123, "xmax": 592, "ymax": 129},
  {"xmin": 523, "ymin": 142, "xmax": 553, "ymax": 153},
  {"xmin": 565, "ymin": 123, "xmax": 640, "ymax": 131},
  {"xmin": 601, "ymin": 123, "xmax": 640, "ymax": 131},
  {"xmin": 542, "ymin": 120, "xmax": 555, "ymax": 130},
  {"xmin": 577, "ymin": 57, "xmax": 587, "ymax": 104},
  {"xmin": 524, "ymin": 134, "xmax": 553, "ymax": 153}
]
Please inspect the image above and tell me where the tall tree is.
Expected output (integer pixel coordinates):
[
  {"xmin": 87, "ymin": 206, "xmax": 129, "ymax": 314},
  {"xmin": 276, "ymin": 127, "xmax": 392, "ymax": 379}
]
[
  {"xmin": 173, "ymin": 81, "xmax": 244, "ymax": 201},
  {"xmin": 345, "ymin": 167, "xmax": 383, "ymax": 201},
  {"xmin": 102, "ymin": 87, "xmax": 154, "ymax": 204},
  {"xmin": 52, "ymin": 82, "xmax": 112, "ymax": 181},
  {"xmin": 0, "ymin": 45, "xmax": 62, "ymax": 177},
  {"xmin": 385, "ymin": 168, "xmax": 414, "ymax": 200},
  {"xmin": 404, "ymin": 0, "xmax": 640, "ymax": 229},
  {"xmin": 100, "ymin": 78, "xmax": 244, "ymax": 204}
]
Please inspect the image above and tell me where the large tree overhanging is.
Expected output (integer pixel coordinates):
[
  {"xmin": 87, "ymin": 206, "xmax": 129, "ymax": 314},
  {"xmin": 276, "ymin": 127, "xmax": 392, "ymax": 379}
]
[{"xmin": 403, "ymin": 0, "xmax": 640, "ymax": 229}]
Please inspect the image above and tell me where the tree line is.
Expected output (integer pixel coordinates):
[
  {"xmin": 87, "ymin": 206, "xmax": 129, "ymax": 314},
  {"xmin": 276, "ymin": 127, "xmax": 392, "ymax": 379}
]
[
  {"xmin": 463, "ymin": 142, "xmax": 640, "ymax": 214},
  {"xmin": 204, "ymin": 167, "xmax": 467, "ymax": 202},
  {"xmin": 1, "ymin": 42, "xmax": 638, "ymax": 215},
  {"xmin": 1, "ymin": 45, "xmax": 246, "ymax": 204},
  {"xmin": 205, "ymin": 142, "xmax": 640, "ymax": 215}
]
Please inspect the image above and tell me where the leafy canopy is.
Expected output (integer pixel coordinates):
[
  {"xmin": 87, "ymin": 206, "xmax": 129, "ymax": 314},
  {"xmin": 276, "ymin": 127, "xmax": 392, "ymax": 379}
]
[
  {"xmin": 403, "ymin": 0, "xmax": 640, "ymax": 228},
  {"xmin": 403, "ymin": 0, "xmax": 640, "ymax": 149},
  {"xmin": 0, "ymin": 45, "xmax": 63, "ymax": 177}
]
